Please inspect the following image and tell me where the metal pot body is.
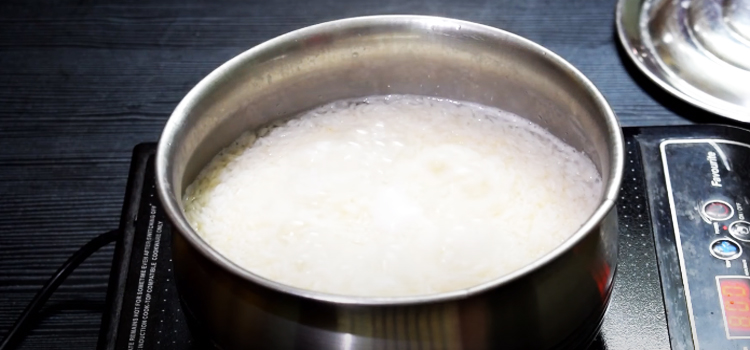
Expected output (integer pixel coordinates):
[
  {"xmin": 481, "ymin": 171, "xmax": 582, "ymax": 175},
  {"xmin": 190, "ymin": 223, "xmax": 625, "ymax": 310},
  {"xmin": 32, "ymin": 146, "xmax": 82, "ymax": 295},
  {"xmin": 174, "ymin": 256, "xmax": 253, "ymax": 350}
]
[{"xmin": 157, "ymin": 16, "xmax": 624, "ymax": 350}]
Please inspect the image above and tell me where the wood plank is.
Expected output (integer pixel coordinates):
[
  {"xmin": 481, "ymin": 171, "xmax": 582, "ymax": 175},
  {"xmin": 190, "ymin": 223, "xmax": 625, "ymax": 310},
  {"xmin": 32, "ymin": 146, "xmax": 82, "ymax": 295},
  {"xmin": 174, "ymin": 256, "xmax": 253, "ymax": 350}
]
[{"xmin": 0, "ymin": 0, "xmax": 696, "ymax": 348}]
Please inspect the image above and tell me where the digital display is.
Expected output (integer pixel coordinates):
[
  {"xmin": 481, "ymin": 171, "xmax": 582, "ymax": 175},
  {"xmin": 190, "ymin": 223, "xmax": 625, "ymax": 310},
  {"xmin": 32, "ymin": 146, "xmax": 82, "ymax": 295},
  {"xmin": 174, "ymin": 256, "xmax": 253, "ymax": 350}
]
[{"xmin": 717, "ymin": 276, "xmax": 750, "ymax": 339}]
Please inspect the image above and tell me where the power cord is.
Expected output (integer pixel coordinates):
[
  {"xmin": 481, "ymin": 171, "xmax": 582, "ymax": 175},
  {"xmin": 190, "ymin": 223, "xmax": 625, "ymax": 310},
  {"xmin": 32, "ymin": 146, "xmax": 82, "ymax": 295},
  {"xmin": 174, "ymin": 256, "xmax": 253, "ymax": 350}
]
[{"xmin": 0, "ymin": 228, "xmax": 121, "ymax": 350}]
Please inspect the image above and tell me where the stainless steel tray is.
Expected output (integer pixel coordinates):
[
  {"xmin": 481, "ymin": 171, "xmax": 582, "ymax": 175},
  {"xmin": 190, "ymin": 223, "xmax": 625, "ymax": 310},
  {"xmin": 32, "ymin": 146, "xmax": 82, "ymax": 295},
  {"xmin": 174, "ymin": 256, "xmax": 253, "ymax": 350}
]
[{"xmin": 616, "ymin": 0, "xmax": 750, "ymax": 122}]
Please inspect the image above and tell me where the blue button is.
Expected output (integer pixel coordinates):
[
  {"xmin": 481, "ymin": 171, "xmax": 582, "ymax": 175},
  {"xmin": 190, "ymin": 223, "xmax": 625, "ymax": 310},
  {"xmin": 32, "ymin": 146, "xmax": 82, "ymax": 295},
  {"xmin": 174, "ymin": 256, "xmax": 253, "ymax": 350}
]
[{"xmin": 711, "ymin": 239, "xmax": 742, "ymax": 260}]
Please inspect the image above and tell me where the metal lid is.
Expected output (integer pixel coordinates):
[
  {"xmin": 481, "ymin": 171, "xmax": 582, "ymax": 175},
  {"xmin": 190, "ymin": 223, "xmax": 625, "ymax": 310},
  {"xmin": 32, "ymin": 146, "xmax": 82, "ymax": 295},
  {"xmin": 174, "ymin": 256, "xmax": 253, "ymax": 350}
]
[{"xmin": 617, "ymin": 0, "xmax": 750, "ymax": 122}]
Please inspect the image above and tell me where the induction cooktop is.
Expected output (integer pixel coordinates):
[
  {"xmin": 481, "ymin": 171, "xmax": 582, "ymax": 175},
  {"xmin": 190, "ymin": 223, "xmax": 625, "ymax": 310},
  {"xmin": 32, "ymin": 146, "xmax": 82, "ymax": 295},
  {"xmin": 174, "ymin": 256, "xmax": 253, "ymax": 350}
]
[{"xmin": 96, "ymin": 124, "xmax": 750, "ymax": 350}]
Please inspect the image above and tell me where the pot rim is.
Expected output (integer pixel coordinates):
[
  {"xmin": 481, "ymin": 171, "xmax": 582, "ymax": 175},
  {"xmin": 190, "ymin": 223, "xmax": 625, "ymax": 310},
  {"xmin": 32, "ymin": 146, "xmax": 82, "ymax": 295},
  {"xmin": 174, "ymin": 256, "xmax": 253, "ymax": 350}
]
[{"xmin": 156, "ymin": 14, "xmax": 624, "ymax": 306}]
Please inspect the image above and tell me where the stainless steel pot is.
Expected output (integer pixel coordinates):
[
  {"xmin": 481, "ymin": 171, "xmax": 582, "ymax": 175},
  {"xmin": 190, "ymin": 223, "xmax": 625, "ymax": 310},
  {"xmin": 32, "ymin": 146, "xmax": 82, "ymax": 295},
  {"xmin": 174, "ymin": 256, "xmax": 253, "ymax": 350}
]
[{"xmin": 156, "ymin": 15, "xmax": 624, "ymax": 350}]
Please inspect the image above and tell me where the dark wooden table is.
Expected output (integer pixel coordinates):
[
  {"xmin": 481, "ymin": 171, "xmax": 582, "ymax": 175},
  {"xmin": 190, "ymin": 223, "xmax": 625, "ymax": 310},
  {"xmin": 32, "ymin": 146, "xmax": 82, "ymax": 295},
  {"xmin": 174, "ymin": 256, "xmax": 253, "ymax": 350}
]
[{"xmin": 0, "ymin": 0, "xmax": 729, "ymax": 348}]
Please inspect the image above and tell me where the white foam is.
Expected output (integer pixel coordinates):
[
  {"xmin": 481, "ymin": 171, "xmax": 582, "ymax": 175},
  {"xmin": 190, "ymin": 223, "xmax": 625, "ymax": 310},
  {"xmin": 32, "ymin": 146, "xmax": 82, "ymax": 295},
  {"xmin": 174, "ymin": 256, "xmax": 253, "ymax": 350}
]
[{"xmin": 183, "ymin": 95, "xmax": 603, "ymax": 297}]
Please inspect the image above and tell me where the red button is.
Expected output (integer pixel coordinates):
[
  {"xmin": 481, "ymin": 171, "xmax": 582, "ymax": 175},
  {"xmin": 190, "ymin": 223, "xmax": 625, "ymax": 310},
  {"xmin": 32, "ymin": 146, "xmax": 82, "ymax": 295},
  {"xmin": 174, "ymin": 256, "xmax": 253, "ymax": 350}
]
[{"xmin": 703, "ymin": 200, "xmax": 734, "ymax": 221}]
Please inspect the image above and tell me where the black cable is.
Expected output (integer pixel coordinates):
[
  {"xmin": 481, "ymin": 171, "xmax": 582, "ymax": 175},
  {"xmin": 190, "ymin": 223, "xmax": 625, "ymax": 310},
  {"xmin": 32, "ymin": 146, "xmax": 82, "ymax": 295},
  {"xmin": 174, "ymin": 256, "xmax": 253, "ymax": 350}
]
[{"xmin": 0, "ymin": 228, "xmax": 121, "ymax": 350}]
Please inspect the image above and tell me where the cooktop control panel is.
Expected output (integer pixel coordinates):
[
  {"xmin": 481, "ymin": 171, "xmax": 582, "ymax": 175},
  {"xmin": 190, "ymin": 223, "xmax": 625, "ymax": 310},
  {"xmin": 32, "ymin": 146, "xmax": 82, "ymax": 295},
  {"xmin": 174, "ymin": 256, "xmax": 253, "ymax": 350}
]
[{"xmin": 657, "ymin": 138, "xmax": 750, "ymax": 350}]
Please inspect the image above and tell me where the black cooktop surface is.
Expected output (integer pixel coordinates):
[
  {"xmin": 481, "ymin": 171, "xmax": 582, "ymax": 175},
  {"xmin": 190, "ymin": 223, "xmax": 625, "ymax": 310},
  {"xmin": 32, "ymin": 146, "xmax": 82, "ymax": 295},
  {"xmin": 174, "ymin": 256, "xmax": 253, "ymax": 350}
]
[{"xmin": 97, "ymin": 125, "xmax": 750, "ymax": 350}]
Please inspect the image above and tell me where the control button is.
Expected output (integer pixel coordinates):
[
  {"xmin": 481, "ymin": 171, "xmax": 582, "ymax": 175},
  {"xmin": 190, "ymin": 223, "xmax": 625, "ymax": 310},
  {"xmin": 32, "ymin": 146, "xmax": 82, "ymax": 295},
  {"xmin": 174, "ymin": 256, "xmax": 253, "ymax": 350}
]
[
  {"xmin": 730, "ymin": 221, "xmax": 750, "ymax": 242},
  {"xmin": 710, "ymin": 239, "xmax": 743, "ymax": 260},
  {"xmin": 703, "ymin": 200, "xmax": 735, "ymax": 221}
]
